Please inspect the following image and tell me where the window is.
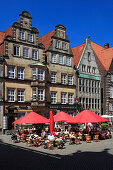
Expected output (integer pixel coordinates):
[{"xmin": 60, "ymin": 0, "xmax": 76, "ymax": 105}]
[
  {"xmin": 56, "ymin": 41, "xmax": 60, "ymax": 49},
  {"xmin": 17, "ymin": 68, "xmax": 24, "ymax": 80},
  {"xmin": 83, "ymin": 98, "xmax": 85, "ymax": 108},
  {"xmin": 17, "ymin": 89, "xmax": 24, "ymax": 102},
  {"xmin": 86, "ymin": 80, "xmax": 88, "ymax": 93},
  {"xmin": 92, "ymin": 67, "xmax": 96, "ymax": 74},
  {"xmin": 19, "ymin": 31, "xmax": 25, "ymax": 40},
  {"xmin": 61, "ymin": 74, "xmax": 66, "ymax": 84},
  {"xmin": 92, "ymin": 81, "xmax": 94, "ymax": 93},
  {"xmin": 82, "ymin": 65, "xmax": 86, "ymax": 72},
  {"xmin": 61, "ymin": 93, "xmax": 66, "ymax": 104},
  {"xmin": 79, "ymin": 78, "xmax": 82, "ymax": 92},
  {"xmin": 87, "ymin": 66, "xmax": 91, "ymax": 73},
  {"xmin": 23, "ymin": 48, "xmax": 29, "ymax": 58},
  {"xmin": 98, "ymin": 99, "xmax": 100, "ymax": 109},
  {"xmin": 68, "ymin": 75, "xmax": 73, "ymax": 85},
  {"xmin": 59, "ymin": 55, "xmax": 64, "ymax": 65},
  {"xmin": 32, "ymin": 88, "xmax": 36, "ymax": 101},
  {"xmin": 66, "ymin": 57, "xmax": 71, "ymax": 66},
  {"xmin": 88, "ymin": 52, "xmax": 91, "ymax": 61},
  {"xmin": 32, "ymin": 50, "xmax": 38, "ymax": 60},
  {"xmin": 51, "ymin": 72, "xmax": 57, "ymax": 83},
  {"xmin": 28, "ymin": 33, "xmax": 33, "ymax": 42},
  {"xmin": 32, "ymin": 69, "xmax": 36, "ymax": 80},
  {"xmin": 86, "ymin": 98, "xmax": 88, "ymax": 109},
  {"xmin": 111, "ymin": 75, "xmax": 113, "ymax": 82},
  {"xmin": 8, "ymin": 66, "xmax": 15, "ymax": 78},
  {"xmin": 110, "ymin": 86, "xmax": 113, "ymax": 98},
  {"xmin": 95, "ymin": 99, "xmax": 97, "ymax": 109},
  {"xmin": 89, "ymin": 98, "xmax": 91, "ymax": 109},
  {"xmin": 38, "ymin": 70, "xmax": 44, "ymax": 81},
  {"xmin": 68, "ymin": 93, "xmax": 73, "ymax": 104},
  {"xmin": 13, "ymin": 46, "xmax": 20, "ymax": 56},
  {"xmin": 7, "ymin": 89, "xmax": 14, "ymax": 102},
  {"xmin": 51, "ymin": 92, "xmax": 56, "ymax": 104},
  {"xmin": 62, "ymin": 42, "xmax": 67, "ymax": 50},
  {"xmin": 38, "ymin": 89, "xmax": 44, "ymax": 101},
  {"xmin": 92, "ymin": 98, "xmax": 94, "ymax": 109},
  {"xmin": 51, "ymin": 54, "xmax": 56, "ymax": 63}
]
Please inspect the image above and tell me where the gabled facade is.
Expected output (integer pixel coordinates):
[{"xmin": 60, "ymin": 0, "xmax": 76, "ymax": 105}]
[
  {"xmin": 0, "ymin": 11, "xmax": 47, "ymax": 129},
  {"xmin": 39, "ymin": 24, "xmax": 76, "ymax": 116},
  {"xmin": 92, "ymin": 43, "xmax": 113, "ymax": 116},
  {"xmin": 72, "ymin": 38, "xmax": 101, "ymax": 114}
]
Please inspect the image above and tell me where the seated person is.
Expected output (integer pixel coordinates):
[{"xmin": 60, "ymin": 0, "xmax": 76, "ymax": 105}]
[
  {"xmin": 69, "ymin": 132, "xmax": 75, "ymax": 144},
  {"xmin": 48, "ymin": 132, "xmax": 55, "ymax": 141}
]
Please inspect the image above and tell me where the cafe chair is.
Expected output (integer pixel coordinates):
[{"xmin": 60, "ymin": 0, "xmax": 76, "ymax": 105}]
[
  {"xmin": 86, "ymin": 135, "xmax": 91, "ymax": 143},
  {"xmin": 56, "ymin": 141, "xmax": 63, "ymax": 149},
  {"xmin": 93, "ymin": 135, "xmax": 99, "ymax": 142}
]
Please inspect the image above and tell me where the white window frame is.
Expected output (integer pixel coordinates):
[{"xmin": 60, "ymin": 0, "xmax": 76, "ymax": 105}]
[
  {"xmin": 23, "ymin": 47, "xmax": 29, "ymax": 58},
  {"xmin": 17, "ymin": 68, "xmax": 24, "ymax": 80},
  {"xmin": 68, "ymin": 75, "xmax": 73, "ymax": 85},
  {"xmin": 8, "ymin": 66, "xmax": 15, "ymax": 79},
  {"xmin": 51, "ymin": 92, "xmax": 56, "ymax": 104},
  {"xmin": 19, "ymin": 31, "xmax": 25, "ymax": 40},
  {"xmin": 61, "ymin": 74, "xmax": 66, "ymax": 84},
  {"xmin": 56, "ymin": 41, "xmax": 60, "ymax": 49},
  {"xmin": 17, "ymin": 89, "xmax": 24, "ymax": 102},
  {"xmin": 59, "ymin": 55, "xmax": 64, "ymax": 65},
  {"xmin": 32, "ymin": 68, "xmax": 37, "ymax": 80},
  {"xmin": 7, "ymin": 89, "xmax": 15, "ymax": 102},
  {"xmin": 111, "ymin": 75, "xmax": 113, "ymax": 82},
  {"xmin": 110, "ymin": 86, "xmax": 113, "ymax": 98},
  {"xmin": 51, "ymin": 54, "xmax": 56, "ymax": 63},
  {"xmin": 62, "ymin": 42, "xmax": 67, "ymax": 50},
  {"xmin": 61, "ymin": 93, "xmax": 66, "ymax": 104},
  {"xmin": 13, "ymin": 46, "xmax": 20, "ymax": 56},
  {"xmin": 51, "ymin": 72, "xmax": 57, "ymax": 83},
  {"xmin": 38, "ymin": 69, "xmax": 44, "ymax": 81},
  {"xmin": 28, "ymin": 33, "xmax": 33, "ymax": 42},
  {"xmin": 32, "ymin": 50, "xmax": 38, "ymax": 60},
  {"xmin": 38, "ymin": 89, "xmax": 44, "ymax": 101},
  {"xmin": 68, "ymin": 93, "xmax": 73, "ymax": 104},
  {"xmin": 32, "ymin": 88, "xmax": 36, "ymax": 101},
  {"xmin": 66, "ymin": 57, "xmax": 71, "ymax": 66}
]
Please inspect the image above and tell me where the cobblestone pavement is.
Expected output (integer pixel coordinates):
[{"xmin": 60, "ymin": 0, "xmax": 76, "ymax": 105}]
[{"xmin": 0, "ymin": 134, "xmax": 113, "ymax": 170}]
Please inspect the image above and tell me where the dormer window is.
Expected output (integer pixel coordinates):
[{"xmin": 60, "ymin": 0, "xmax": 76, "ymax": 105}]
[
  {"xmin": 28, "ymin": 33, "xmax": 33, "ymax": 42},
  {"xmin": 82, "ymin": 65, "xmax": 86, "ymax": 72},
  {"xmin": 19, "ymin": 31, "xmax": 25, "ymax": 40}
]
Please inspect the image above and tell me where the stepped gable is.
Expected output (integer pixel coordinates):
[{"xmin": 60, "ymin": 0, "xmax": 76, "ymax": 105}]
[{"xmin": 39, "ymin": 30, "xmax": 55, "ymax": 50}]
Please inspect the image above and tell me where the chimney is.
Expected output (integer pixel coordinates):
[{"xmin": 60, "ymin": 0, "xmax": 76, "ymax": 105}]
[{"xmin": 104, "ymin": 43, "xmax": 109, "ymax": 49}]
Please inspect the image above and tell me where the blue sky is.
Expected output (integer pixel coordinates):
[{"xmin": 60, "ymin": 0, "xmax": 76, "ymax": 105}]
[{"xmin": 1, "ymin": 0, "xmax": 113, "ymax": 47}]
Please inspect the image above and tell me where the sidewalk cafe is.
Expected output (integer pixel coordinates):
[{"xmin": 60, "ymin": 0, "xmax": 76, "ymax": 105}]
[{"xmin": 11, "ymin": 110, "xmax": 112, "ymax": 150}]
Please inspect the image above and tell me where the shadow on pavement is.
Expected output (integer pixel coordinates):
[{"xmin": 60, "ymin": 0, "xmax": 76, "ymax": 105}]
[{"xmin": 0, "ymin": 139, "xmax": 113, "ymax": 170}]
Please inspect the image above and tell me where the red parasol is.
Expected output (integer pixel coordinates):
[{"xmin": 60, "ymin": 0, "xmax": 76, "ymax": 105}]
[
  {"xmin": 53, "ymin": 111, "xmax": 73, "ymax": 122},
  {"xmin": 67, "ymin": 110, "xmax": 109, "ymax": 123},
  {"xmin": 50, "ymin": 110, "xmax": 54, "ymax": 133},
  {"xmin": 12, "ymin": 112, "xmax": 49, "ymax": 124}
]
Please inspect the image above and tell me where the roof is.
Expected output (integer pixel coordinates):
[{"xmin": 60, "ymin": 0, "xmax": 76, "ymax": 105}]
[
  {"xmin": 39, "ymin": 30, "xmax": 55, "ymax": 50},
  {"xmin": 0, "ymin": 32, "xmax": 5, "ymax": 44},
  {"xmin": 72, "ymin": 41, "xmax": 113, "ymax": 71},
  {"xmin": 72, "ymin": 43, "xmax": 85, "ymax": 68}
]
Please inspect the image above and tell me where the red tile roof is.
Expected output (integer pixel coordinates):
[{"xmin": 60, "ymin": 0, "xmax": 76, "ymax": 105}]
[
  {"xmin": 4, "ymin": 26, "xmax": 12, "ymax": 37},
  {"xmin": 72, "ymin": 41, "xmax": 113, "ymax": 71},
  {"xmin": 72, "ymin": 43, "xmax": 85, "ymax": 68},
  {"xmin": 39, "ymin": 30, "xmax": 55, "ymax": 50},
  {"xmin": 0, "ymin": 31, "xmax": 5, "ymax": 44}
]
